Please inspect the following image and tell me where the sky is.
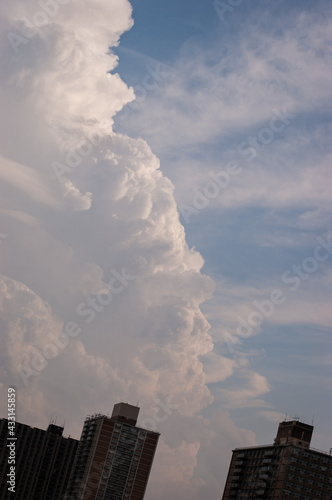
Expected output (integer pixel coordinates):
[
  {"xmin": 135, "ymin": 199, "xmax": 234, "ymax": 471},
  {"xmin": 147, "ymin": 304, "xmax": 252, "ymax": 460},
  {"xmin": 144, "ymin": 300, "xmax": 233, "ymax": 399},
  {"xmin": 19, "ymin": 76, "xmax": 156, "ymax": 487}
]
[{"xmin": 0, "ymin": 0, "xmax": 331, "ymax": 498}]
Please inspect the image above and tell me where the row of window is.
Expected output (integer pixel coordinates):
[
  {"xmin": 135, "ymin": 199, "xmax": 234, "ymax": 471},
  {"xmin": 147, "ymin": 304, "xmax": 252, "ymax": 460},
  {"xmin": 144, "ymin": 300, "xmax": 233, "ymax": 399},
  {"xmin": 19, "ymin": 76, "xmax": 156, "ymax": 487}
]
[{"xmin": 289, "ymin": 463, "xmax": 331, "ymax": 473}]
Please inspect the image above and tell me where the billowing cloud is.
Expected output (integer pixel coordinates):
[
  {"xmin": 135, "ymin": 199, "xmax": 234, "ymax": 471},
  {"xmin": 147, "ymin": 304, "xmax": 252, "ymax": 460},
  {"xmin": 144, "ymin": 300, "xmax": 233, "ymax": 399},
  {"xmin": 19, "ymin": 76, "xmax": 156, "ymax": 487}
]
[{"xmin": 0, "ymin": 1, "xmax": 260, "ymax": 497}]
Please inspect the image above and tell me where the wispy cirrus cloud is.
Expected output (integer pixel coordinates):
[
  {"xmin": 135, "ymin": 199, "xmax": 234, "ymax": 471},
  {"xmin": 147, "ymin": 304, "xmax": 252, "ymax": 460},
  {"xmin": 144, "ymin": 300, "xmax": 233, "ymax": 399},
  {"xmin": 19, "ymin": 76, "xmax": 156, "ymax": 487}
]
[{"xmin": 116, "ymin": 11, "xmax": 332, "ymax": 227}]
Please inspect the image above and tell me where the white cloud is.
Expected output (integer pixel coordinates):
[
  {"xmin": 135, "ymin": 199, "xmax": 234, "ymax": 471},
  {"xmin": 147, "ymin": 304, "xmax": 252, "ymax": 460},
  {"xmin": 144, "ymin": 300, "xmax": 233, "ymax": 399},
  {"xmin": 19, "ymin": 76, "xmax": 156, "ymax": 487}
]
[
  {"xmin": 116, "ymin": 13, "xmax": 332, "ymax": 226},
  {"xmin": 206, "ymin": 267, "xmax": 332, "ymax": 347},
  {"xmin": 3, "ymin": 1, "xmax": 331, "ymax": 498},
  {"xmin": 0, "ymin": 156, "xmax": 60, "ymax": 207},
  {"xmin": 0, "ymin": 2, "xmax": 249, "ymax": 498},
  {"xmin": 201, "ymin": 351, "xmax": 236, "ymax": 384},
  {"xmin": 260, "ymin": 410, "xmax": 286, "ymax": 423},
  {"xmin": 216, "ymin": 371, "xmax": 270, "ymax": 409},
  {"xmin": 119, "ymin": 12, "xmax": 332, "ymax": 150}
]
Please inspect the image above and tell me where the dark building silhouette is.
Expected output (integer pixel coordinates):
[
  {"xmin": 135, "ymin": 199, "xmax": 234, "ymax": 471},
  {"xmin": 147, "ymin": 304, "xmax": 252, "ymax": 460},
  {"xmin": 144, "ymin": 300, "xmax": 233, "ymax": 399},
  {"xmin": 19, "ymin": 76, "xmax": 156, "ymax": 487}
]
[
  {"xmin": 65, "ymin": 402, "xmax": 160, "ymax": 500},
  {"xmin": 0, "ymin": 418, "xmax": 78, "ymax": 500},
  {"xmin": 222, "ymin": 420, "xmax": 332, "ymax": 499},
  {"xmin": 274, "ymin": 420, "xmax": 314, "ymax": 448}
]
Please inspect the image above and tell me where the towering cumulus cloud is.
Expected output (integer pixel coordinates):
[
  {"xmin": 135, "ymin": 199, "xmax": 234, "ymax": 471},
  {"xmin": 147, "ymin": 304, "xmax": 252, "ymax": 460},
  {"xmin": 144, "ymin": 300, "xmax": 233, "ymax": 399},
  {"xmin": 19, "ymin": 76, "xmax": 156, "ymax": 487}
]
[{"xmin": 0, "ymin": 1, "xmax": 255, "ymax": 498}]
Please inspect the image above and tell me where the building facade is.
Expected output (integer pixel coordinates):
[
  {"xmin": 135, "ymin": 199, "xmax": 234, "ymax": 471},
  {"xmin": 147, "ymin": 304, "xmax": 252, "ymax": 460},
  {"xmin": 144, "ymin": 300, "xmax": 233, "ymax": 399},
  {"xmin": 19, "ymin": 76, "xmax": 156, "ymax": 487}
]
[
  {"xmin": 222, "ymin": 420, "xmax": 332, "ymax": 499},
  {"xmin": 65, "ymin": 403, "xmax": 160, "ymax": 500},
  {"xmin": 0, "ymin": 418, "xmax": 78, "ymax": 500}
]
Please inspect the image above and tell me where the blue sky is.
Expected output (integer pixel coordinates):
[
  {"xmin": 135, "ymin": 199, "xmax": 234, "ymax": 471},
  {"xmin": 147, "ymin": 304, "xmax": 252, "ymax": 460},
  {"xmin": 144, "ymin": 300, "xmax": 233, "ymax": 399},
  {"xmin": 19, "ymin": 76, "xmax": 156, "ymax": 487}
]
[
  {"xmin": 0, "ymin": 0, "xmax": 331, "ymax": 498},
  {"xmin": 113, "ymin": 0, "xmax": 332, "ymax": 450}
]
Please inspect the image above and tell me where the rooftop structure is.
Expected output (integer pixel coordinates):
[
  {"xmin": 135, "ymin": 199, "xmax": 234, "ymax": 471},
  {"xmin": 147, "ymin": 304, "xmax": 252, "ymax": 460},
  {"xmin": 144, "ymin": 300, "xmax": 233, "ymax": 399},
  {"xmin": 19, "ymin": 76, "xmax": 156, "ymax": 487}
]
[
  {"xmin": 65, "ymin": 403, "xmax": 160, "ymax": 500},
  {"xmin": 222, "ymin": 420, "xmax": 332, "ymax": 499}
]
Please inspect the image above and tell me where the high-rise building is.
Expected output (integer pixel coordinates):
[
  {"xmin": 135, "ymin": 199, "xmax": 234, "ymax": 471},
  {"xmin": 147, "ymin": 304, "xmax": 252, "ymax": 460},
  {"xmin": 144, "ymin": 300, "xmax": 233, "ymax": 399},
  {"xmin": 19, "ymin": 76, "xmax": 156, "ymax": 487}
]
[
  {"xmin": 65, "ymin": 402, "xmax": 160, "ymax": 500},
  {"xmin": 0, "ymin": 418, "xmax": 78, "ymax": 500},
  {"xmin": 222, "ymin": 419, "xmax": 332, "ymax": 499}
]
